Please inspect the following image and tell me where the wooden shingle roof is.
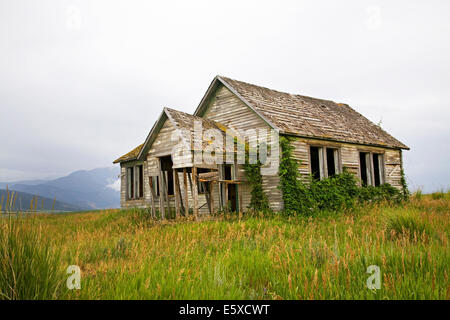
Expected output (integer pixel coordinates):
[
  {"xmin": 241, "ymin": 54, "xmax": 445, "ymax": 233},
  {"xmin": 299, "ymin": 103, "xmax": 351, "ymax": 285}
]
[{"xmin": 200, "ymin": 76, "xmax": 409, "ymax": 150}]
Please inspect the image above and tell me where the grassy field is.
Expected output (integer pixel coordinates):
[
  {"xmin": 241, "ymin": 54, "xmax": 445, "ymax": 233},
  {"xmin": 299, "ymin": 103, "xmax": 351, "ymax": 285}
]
[{"xmin": 0, "ymin": 193, "xmax": 448, "ymax": 300}]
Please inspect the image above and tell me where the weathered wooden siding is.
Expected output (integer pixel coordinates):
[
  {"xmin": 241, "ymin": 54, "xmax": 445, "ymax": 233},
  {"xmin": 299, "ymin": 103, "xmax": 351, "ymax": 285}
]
[
  {"xmin": 384, "ymin": 149, "xmax": 403, "ymax": 189},
  {"xmin": 121, "ymin": 118, "xmax": 217, "ymax": 211},
  {"xmin": 288, "ymin": 136, "xmax": 403, "ymax": 189},
  {"xmin": 200, "ymin": 84, "xmax": 283, "ymax": 211}
]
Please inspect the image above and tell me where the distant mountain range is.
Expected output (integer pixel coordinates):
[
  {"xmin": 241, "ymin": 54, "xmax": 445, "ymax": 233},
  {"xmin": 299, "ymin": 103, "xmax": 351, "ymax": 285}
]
[
  {"xmin": 0, "ymin": 167, "xmax": 121, "ymax": 211},
  {"xmin": 0, "ymin": 189, "xmax": 85, "ymax": 212}
]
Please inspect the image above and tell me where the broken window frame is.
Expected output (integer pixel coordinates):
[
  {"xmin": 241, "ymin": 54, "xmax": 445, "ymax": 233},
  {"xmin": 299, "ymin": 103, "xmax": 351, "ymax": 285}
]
[
  {"xmin": 198, "ymin": 181, "xmax": 210, "ymax": 195},
  {"xmin": 309, "ymin": 145, "xmax": 341, "ymax": 180},
  {"xmin": 218, "ymin": 162, "xmax": 237, "ymax": 210},
  {"xmin": 126, "ymin": 163, "xmax": 144, "ymax": 199},
  {"xmin": 359, "ymin": 151, "xmax": 385, "ymax": 187},
  {"xmin": 196, "ymin": 168, "xmax": 211, "ymax": 195},
  {"xmin": 159, "ymin": 156, "xmax": 174, "ymax": 197}
]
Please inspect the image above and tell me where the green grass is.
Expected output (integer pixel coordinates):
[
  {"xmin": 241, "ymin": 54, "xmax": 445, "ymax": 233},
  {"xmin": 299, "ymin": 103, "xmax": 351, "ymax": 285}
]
[
  {"xmin": 0, "ymin": 216, "xmax": 64, "ymax": 299},
  {"xmin": 0, "ymin": 193, "xmax": 448, "ymax": 300}
]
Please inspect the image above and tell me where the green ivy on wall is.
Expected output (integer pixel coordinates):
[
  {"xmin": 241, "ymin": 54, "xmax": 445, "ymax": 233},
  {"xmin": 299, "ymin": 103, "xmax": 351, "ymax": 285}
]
[
  {"xmin": 240, "ymin": 138, "xmax": 270, "ymax": 212},
  {"xmin": 278, "ymin": 136, "xmax": 314, "ymax": 214},
  {"xmin": 278, "ymin": 136, "xmax": 406, "ymax": 215}
]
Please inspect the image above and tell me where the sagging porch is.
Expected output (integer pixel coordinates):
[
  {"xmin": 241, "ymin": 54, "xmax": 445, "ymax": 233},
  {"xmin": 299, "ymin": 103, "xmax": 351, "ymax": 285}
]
[{"xmin": 146, "ymin": 155, "xmax": 243, "ymax": 219}]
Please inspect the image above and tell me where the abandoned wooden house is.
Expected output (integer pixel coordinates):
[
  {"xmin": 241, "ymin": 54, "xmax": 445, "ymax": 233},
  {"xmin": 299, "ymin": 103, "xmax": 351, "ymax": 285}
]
[{"xmin": 113, "ymin": 76, "xmax": 409, "ymax": 216}]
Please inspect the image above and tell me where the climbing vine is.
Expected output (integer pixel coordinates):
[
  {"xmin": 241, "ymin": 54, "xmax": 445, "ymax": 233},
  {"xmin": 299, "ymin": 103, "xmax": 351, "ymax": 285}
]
[
  {"xmin": 400, "ymin": 169, "xmax": 410, "ymax": 200},
  {"xmin": 243, "ymin": 161, "xmax": 270, "ymax": 212},
  {"xmin": 242, "ymin": 140, "xmax": 270, "ymax": 212},
  {"xmin": 278, "ymin": 136, "xmax": 314, "ymax": 214}
]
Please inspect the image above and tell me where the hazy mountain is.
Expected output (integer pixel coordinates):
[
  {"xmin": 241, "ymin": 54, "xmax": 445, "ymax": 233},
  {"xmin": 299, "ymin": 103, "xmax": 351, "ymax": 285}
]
[
  {"xmin": 0, "ymin": 189, "xmax": 85, "ymax": 212},
  {"xmin": 1, "ymin": 167, "xmax": 121, "ymax": 211},
  {"xmin": 0, "ymin": 179, "xmax": 47, "ymax": 189}
]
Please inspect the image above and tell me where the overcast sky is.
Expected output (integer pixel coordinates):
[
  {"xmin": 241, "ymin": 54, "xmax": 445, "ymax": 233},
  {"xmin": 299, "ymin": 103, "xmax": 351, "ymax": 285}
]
[{"xmin": 1, "ymin": 0, "xmax": 449, "ymax": 192}]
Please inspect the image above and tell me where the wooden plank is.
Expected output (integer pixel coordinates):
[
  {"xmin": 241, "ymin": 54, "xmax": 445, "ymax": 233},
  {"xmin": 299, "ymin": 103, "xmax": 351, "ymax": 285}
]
[
  {"xmin": 148, "ymin": 177, "xmax": 156, "ymax": 218},
  {"xmin": 210, "ymin": 181, "xmax": 215, "ymax": 215},
  {"xmin": 202, "ymin": 182, "xmax": 211, "ymax": 215},
  {"xmin": 173, "ymin": 169, "xmax": 180, "ymax": 217},
  {"xmin": 158, "ymin": 161, "xmax": 165, "ymax": 219},
  {"xmin": 239, "ymin": 185, "xmax": 243, "ymax": 213},
  {"xmin": 183, "ymin": 168, "xmax": 189, "ymax": 215},
  {"xmin": 192, "ymin": 166, "xmax": 199, "ymax": 218},
  {"xmin": 175, "ymin": 170, "xmax": 185, "ymax": 214},
  {"xmin": 188, "ymin": 170, "xmax": 193, "ymax": 194},
  {"xmin": 322, "ymin": 147, "xmax": 328, "ymax": 178},
  {"xmin": 379, "ymin": 154, "xmax": 385, "ymax": 184},
  {"xmin": 164, "ymin": 171, "xmax": 170, "ymax": 218},
  {"xmin": 220, "ymin": 182, "xmax": 225, "ymax": 210},
  {"xmin": 224, "ymin": 182, "xmax": 228, "ymax": 210},
  {"xmin": 217, "ymin": 180, "xmax": 242, "ymax": 184},
  {"xmin": 318, "ymin": 147, "xmax": 324, "ymax": 179},
  {"xmin": 198, "ymin": 171, "xmax": 219, "ymax": 181}
]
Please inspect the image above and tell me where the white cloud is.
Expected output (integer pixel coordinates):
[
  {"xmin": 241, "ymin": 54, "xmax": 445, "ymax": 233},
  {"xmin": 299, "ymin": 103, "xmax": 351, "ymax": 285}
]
[{"xmin": 106, "ymin": 178, "xmax": 121, "ymax": 192}]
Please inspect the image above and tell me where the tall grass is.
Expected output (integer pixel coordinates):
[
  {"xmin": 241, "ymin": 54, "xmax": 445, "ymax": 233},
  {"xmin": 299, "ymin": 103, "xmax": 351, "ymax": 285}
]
[
  {"xmin": 1, "ymin": 193, "xmax": 448, "ymax": 300},
  {"xmin": 0, "ymin": 216, "xmax": 64, "ymax": 300}
]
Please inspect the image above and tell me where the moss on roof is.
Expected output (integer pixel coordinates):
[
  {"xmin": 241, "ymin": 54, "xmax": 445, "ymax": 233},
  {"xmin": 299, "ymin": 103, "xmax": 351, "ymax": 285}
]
[{"xmin": 113, "ymin": 144, "xmax": 143, "ymax": 164}]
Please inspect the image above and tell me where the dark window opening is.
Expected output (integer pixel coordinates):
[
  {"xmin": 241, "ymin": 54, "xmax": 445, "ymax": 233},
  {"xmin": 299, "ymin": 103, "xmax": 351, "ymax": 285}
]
[
  {"xmin": 326, "ymin": 148, "xmax": 337, "ymax": 177},
  {"xmin": 224, "ymin": 164, "xmax": 233, "ymax": 180},
  {"xmin": 137, "ymin": 165, "xmax": 144, "ymax": 198},
  {"xmin": 160, "ymin": 155, "xmax": 173, "ymax": 171},
  {"xmin": 310, "ymin": 146, "xmax": 321, "ymax": 180},
  {"xmin": 127, "ymin": 167, "xmax": 134, "ymax": 199},
  {"xmin": 151, "ymin": 176, "xmax": 159, "ymax": 196},
  {"xmin": 197, "ymin": 168, "xmax": 211, "ymax": 194},
  {"xmin": 160, "ymin": 156, "xmax": 174, "ymax": 196},
  {"xmin": 373, "ymin": 154, "xmax": 381, "ymax": 187},
  {"xmin": 198, "ymin": 181, "xmax": 210, "ymax": 194},
  {"xmin": 166, "ymin": 172, "xmax": 174, "ymax": 196},
  {"xmin": 360, "ymin": 152, "xmax": 368, "ymax": 186},
  {"xmin": 227, "ymin": 184, "xmax": 237, "ymax": 212}
]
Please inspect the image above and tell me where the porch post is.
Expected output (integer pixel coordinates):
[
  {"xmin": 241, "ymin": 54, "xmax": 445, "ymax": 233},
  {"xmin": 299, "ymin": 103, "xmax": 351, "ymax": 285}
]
[
  {"xmin": 158, "ymin": 160, "xmax": 165, "ymax": 219},
  {"xmin": 192, "ymin": 166, "xmax": 198, "ymax": 218},
  {"xmin": 148, "ymin": 177, "xmax": 156, "ymax": 218},
  {"xmin": 210, "ymin": 181, "xmax": 215, "ymax": 215},
  {"xmin": 173, "ymin": 169, "xmax": 180, "ymax": 218},
  {"xmin": 183, "ymin": 168, "xmax": 189, "ymax": 215}
]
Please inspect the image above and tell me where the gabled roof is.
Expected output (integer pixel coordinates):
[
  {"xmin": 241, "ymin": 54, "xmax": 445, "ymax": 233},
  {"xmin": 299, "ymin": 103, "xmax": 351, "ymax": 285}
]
[
  {"xmin": 113, "ymin": 107, "xmax": 231, "ymax": 164},
  {"xmin": 194, "ymin": 76, "xmax": 409, "ymax": 150}
]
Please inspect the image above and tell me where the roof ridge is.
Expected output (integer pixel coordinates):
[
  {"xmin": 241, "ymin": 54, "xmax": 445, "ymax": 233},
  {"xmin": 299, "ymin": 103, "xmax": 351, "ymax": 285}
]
[
  {"xmin": 164, "ymin": 106, "xmax": 223, "ymax": 127},
  {"xmin": 218, "ymin": 75, "xmax": 341, "ymax": 105}
]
